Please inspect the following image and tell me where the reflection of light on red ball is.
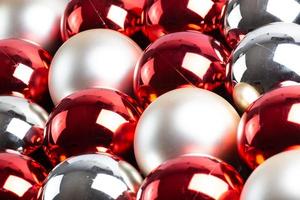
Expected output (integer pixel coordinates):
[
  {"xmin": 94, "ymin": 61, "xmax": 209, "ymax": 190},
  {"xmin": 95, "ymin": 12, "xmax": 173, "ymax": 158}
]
[
  {"xmin": 0, "ymin": 150, "xmax": 47, "ymax": 199},
  {"xmin": 134, "ymin": 31, "xmax": 230, "ymax": 107},
  {"xmin": 238, "ymin": 85, "xmax": 300, "ymax": 169},
  {"xmin": 137, "ymin": 155, "xmax": 243, "ymax": 200},
  {"xmin": 61, "ymin": 0, "xmax": 145, "ymax": 41},
  {"xmin": 143, "ymin": 0, "xmax": 227, "ymax": 41},
  {"xmin": 43, "ymin": 88, "xmax": 141, "ymax": 166},
  {"xmin": 0, "ymin": 39, "xmax": 51, "ymax": 106}
]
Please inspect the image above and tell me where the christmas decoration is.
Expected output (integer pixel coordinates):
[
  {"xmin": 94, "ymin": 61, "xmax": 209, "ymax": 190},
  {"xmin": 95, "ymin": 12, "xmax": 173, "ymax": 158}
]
[
  {"xmin": 238, "ymin": 85, "xmax": 300, "ymax": 169},
  {"xmin": 137, "ymin": 155, "xmax": 243, "ymax": 200},
  {"xmin": 0, "ymin": 150, "xmax": 47, "ymax": 199},
  {"xmin": 143, "ymin": 0, "xmax": 227, "ymax": 41},
  {"xmin": 134, "ymin": 31, "xmax": 230, "ymax": 107},
  {"xmin": 0, "ymin": 0, "xmax": 68, "ymax": 53},
  {"xmin": 49, "ymin": 29, "xmax": 142, "ymax": 105},
  {"xmin": 0, "ymin": 96, "xmax": 48, "ymax": 154},
  {"xmin": 134, "ymin": 88, "xmax": 240, "ymax": 175},
  {"xmin": 61, "ymin": 0, "xmax": 145, "ymax": 41},
  {"xmin": 44, "ymin": 88, "xmax": 141, "ymax": 166},
  {"xmin": 0, "ymin": 39, "xmax": 52, "ymax": 107},
  {"xmin": 241, "ymin": 150, "xmax": 300, "ymax": 200},
  {"xmin": 224, "ymin": 0, "xmax": 300, "ymax": 48},
  {"xmin": 229, "ymin": 22, "xmax": 300, "ymax": 110},
  {"xmin": 39, "ymin": 153, "xmax": 142, "ymax": 200}
]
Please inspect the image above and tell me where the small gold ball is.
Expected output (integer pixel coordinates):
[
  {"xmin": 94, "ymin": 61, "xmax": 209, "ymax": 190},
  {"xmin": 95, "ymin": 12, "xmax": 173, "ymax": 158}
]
[{"xmin": 233, "ymin": 82, "xmax": 260, "ymax": 112}]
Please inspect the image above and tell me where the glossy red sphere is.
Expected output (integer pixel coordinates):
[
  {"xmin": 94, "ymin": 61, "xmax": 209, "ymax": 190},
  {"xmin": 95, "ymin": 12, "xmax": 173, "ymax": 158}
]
[
  {"xmin": 238, "ymin": 85, "xmax": 300, "ymax": 169},
  {"xmin": 134, "ymin": 31, "xmax": 230, "ymax": 107},
  {"xmin": 43, "ymin": 88, "xmax": 142, "ymax": 166},
  {"xmin": 143, "ymin": 0, "xmax": 227, "ymax": 41},
  {"xmin": 0, "ymin": 150, "xmax": 47, "ymax": 200},
  {"xmin": 61, "ymin": 0, "xmax": 145, "ymax": 41},
  {"xmin": 137, "ymin": 155, "xmax": 243, "ymax": 200},
  {"xmin": 0, "ymin": 39, "xmax": 52, "ymax": 107}
]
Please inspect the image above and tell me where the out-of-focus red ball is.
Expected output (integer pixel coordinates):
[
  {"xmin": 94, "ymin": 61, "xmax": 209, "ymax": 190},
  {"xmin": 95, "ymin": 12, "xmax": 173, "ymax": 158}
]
[
  {"xmin": 61, "ymin": 0, "xmax": 145, "ymax": 41},
  {"xmin": 43, "ymin": 88, "xmax": 141, "ymax": 166},
  {"xmin": 134, "ymin": 31, "xmax": 230, "ymax": 107},
  {"xmin": 143, "ymin": 0, "xmax": 227, "ymax": 41},
  {"xmin": 0, "ymin": 150, "xmax": 47, "ymax": 199},
  {"xmin": 137, "ymin": 155, "xmax": 243, "ymax": 200},
  {"xmin": 238, "ymin": 85, "xmax": 300, "ymax": 169},
  {"xmin": 0, "ymin": 39, "xmax": 52, "ymax": 107}
]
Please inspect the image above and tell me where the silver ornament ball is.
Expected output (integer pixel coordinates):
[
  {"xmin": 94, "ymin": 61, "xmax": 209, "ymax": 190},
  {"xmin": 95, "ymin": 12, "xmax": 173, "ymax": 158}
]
[
  {"xmin": 0, "ymin": 96, "xmax": 48, "ymax": 154},
  {"xmin": 40, "ymin": 153, "xmax": 143, "ymax": 200},
  {"xmin": 230, "ymin": 22, "xmax": 300, "ymax": 106},
  {"xmin": 49, "ymin": 29, "xmax": 142, "ymax": 105},
  {"xmin": 134, "ymin": 88, "xmax": 240, "ymax": 175}
]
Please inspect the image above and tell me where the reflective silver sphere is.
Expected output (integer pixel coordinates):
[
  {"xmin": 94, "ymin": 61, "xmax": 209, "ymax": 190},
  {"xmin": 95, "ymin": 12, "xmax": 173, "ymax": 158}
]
[
  {"xmin": 230, "ymin": 22, "xmax": 300, "ymax": 99},
  {"xmin": 0, "ymin": 96, "xmax": 48, "ymax": 154},
  {"xmin": 40, "ymin": 153, "xmax": 143, "ymax": 200},
  {"xmin": 224, "ymin": 0, "xmax": 300, "ymax": 47}
]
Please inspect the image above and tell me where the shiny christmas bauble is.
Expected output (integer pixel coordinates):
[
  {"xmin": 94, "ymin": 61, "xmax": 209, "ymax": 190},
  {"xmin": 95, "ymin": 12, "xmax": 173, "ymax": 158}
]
[
  {"xmin": 0, "ymin": 39, "xmax": 52, "ymax": 107},
  {"xmin": 137, "ymin": 155, "xmax": 243, "ymax": 200},
  {"xmin": 238, "ymin": 85, "xmax": 300, "ymax": 169},
  {"xmin": 229, "ymin": 22, "xmax": 300, "ymax": 109},
  {"xmin": 0, "ymin": 150, "xmax": 47, "ymax": 200},
  {"xmin": 143, "ymin": 0, "xmax": 227, "ymax": 41},
  {"xmin": 224, "ymin": 0, "xmax": 300, "ymax": 48},
  {"xmin": 61, "ymin": 0, "xmax": 145, "ymax": 41},
  {"xmin": 0, "ymin": 96, "xmax": 48, "ymax": 155},
  {"xmin": 134, "ymin": 31, "xmax": 230, "ymax": 108},
  {"xmin": 44, "ymin": 88, "xmax": 141, "ymax": 166},
  {"xmin": 241, "ymin": 150, "xmax": 300, "ymax": 200},
  {"xmin": 39, "ymin": 153, "xmax": 142, "ymax": 200},
  {"xmin": 49, "ymin": 29, "xmax": 142, "ymax": 105},
  {"xmin": 134, "ymin": 88, "xmax": 240, "ymax": 175},
  {"xmin": 0, "ymin": 0, "xmax": 69, "ymax": 53}
]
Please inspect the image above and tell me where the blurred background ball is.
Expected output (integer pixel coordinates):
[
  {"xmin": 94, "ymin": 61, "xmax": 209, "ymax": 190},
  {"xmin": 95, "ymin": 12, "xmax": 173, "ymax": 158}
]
[
  {"xmin": 44, "ymin": 89, "xmax": 141, "ymax": 166},
  {"xmin": 39, "ymin": 153, "xmax": 142, "ymax": 200},
  {"xmin": 0, "ymin": 96, "xmax": 48, "ymax": 155},
  {"xmin": 0, "ymin": 0, "xmax": 69, "ymax": 53},
  {"xmin": 61, "ymin": 0, "xmax": 145, "ymax": 41},
  {"xmin": 229, "ymin": 22, "xmax": 300, "ymax": 110},
  {"xmin": 0, "ymin": 39, "xmax": 52, "ymax": 108},
  {"xmin": 134, "ymin": 31, "xmax": 230, "ymax": 108},
  {"xmin": 224, "ymin": 0, "xmax": 300, "ymax": 48},
  {"xmin": 241, "ymin": 150, "xmax": 300, "ymax": 200},
  {"xmin": 137, "ymin": 155, "xmax": 244, "ymax": 200},
  {"xmin": 134, "ymin": 88, "xmax": 240, "ymax": 175},
  {"xmin": 238, "ymin": 85, "xmax": 300, "ymax": 169},
  {"xmin": 143, "ymin": 0, "xmax": 227, "ymax": 41},
  {"xmin": 49, "ymin": 29, "xmax": 142, "ymax": 105},
  {"xmin": 0, "ymin": 150, "xmax": 47, "ymax": 199}
]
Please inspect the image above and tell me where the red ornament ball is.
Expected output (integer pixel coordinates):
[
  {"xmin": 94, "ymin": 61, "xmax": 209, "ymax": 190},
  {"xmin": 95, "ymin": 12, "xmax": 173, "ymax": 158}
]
[
  {"xmin": 43, "ymin": 88, "xmax": 141, "ymax": 166},
  {"xmin": 238, "ymin": 85, "xmax": 300, "ymax": 169},
  {"xmin": 0, "ymin": 150, "xmax": 47, "ymax": 200},
  {"xmin": 0, "ymin": 39, "xmax": 51, "ymax": 106},
  {"xmin": 137, "ymin": 155, "xmax": 243, "ymax": 200},
  {"xmin": 134, "ymin": 31, "xmax": 230, "ymax": 107},
  {"xmin": 143, "ymin": 0, "xmax": 227, "ymax": 41},
  {"xmin": 61, "ymin": 0, "xmax": 145, "ymax": 41}
]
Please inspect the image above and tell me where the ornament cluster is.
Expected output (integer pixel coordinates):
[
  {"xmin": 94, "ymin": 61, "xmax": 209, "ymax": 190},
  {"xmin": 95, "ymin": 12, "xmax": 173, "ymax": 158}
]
[{"xmin": 0, "ymin": 0, "xmax": 300, "ymax": 200}]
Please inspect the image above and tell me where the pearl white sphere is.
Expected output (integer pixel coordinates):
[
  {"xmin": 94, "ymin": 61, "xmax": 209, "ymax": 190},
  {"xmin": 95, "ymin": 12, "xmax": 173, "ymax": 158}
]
[
  {"xmin": 0, "ymin": 0, "xmax": 68, "ymax": 53},
  {"xmin": 134, "ymin": 88, "xmax": 240, "ymax": 175},
  {"xmin": 241, "ymin": 150, "xmax": 300, "ymax": 200},
  {"xmin": 49, "ymin": 29, "xmax": 142, "ymax": 104}
]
